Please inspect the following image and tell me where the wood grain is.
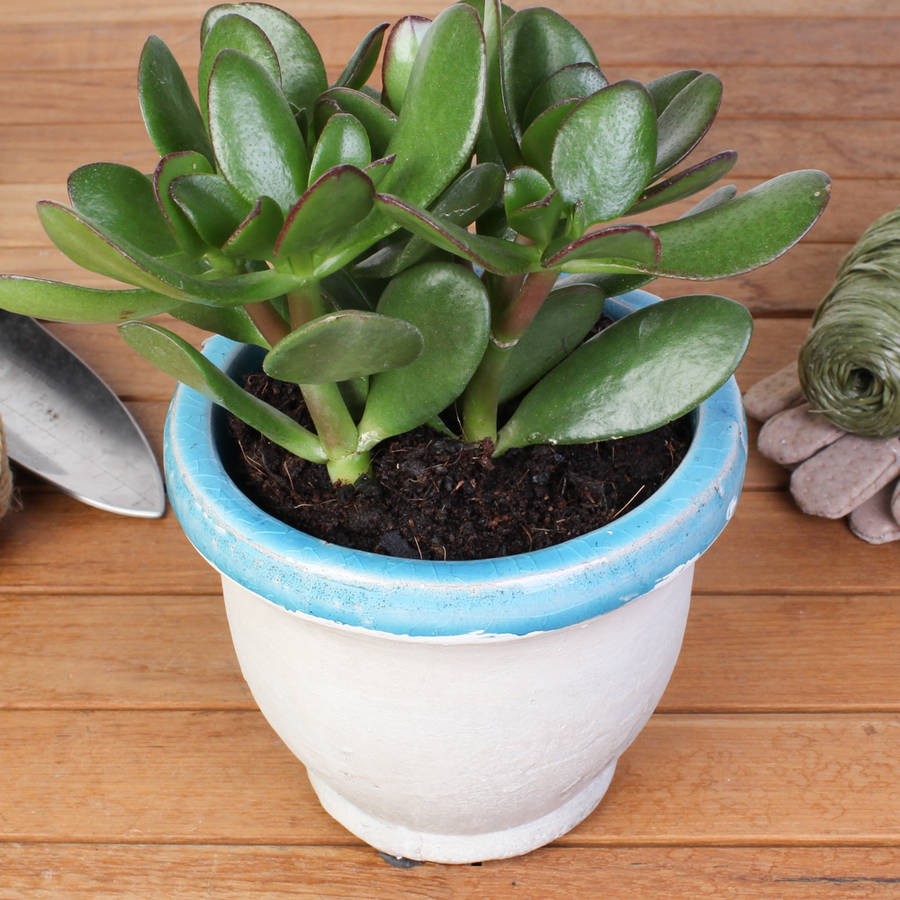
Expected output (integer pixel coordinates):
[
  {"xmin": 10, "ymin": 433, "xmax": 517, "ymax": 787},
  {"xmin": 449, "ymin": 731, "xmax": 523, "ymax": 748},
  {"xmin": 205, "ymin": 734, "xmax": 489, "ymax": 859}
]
[
  {"xmin": 3, "ymin": 844, "xmax": 900, "ymax": 900},
  {"xmin": 1, "ymin": 710, "xmax": 898, "ymax": 845}
]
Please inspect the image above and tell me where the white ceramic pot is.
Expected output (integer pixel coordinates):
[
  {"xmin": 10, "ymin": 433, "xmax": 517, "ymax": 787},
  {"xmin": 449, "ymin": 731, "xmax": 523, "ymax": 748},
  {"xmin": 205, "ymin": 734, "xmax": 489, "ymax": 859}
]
[{"xmin": 164, "ymin": 290, "xmax": 747, "ymax": 863}]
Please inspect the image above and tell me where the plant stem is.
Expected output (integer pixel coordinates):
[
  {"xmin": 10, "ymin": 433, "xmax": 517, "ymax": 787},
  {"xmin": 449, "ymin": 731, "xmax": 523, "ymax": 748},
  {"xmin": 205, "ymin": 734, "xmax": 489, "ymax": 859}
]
[
  {"xmin": 283, "ymin": 285, "xmax": 366, "ymax": 479},
  {"xmin": 462, "ymin": 268, "xmax": 559, "ymax": 444},
  {"xmin": 245, "ymin": 300, "xmax": 290, "ymax": 347}
]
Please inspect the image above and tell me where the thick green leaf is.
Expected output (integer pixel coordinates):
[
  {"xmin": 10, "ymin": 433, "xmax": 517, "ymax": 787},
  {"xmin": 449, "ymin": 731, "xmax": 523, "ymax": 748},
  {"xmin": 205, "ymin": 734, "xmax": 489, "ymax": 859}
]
[
  {"xmin": 551, "ymin": 81, "xmax": 657, "ymax": 228},
  {"xmin": 520, "ymin": 97, "xmax": 578, "ymax": 177},
  {"xmin": 169, "ymin": 173, "xmax": 251, "ymax": 248},
  {"xmin": 311, "ymin": 5, "xmax": 488, "ymax": 272},
  {"xmin": 498, "ymin": 282, "xmax": 605, "ymax": 402},
  {"xmin": 202, "ymin": 3, "xmax": 327, "ymax": 114},
  {"xmin": 363, "ymin": 155, "xmax": 396, "ymax": 188},
  {"xmin": 680, "ymin": 184, "xmax": 738, "ymax": 218},
  {"xmin": 263, "ymin": 310, "xmax": 423, "ymax": 384},
  {"xmin": 504, "ymin": 166, "xmax": 554, "ymax": 214},
  {"xmin": 168, "ymin": 301, "xmax": 272, "ymax": 347},
  {"xmin": 502, "ymin": 7, "xmax": 599, "ymax": 140},
  {"xmin": 198, "ymin": 13, "xmax": 281, "ymax": 120},
  {"xmin": 504, "ymin": 166, "xmax": 562, "ymax": 246},
  {"xmin": 356, "ymin": 162, "xmax": 505, "ymax": 278},
  {"xmin": 651, "ymin": 170, "xmax": 832, "ymax": 278},
  {"xmin": 496, "ymin": 294, "xmax": 752, "ymax": 452},
  {"xmin": 357, "ymin": 262, "xmax": 490, "ymax": 448},
  {"xmin": 308, "ymin": 113, "xmax": 371, "ymax": 184},
  {"xmin": 563, "ymin": 271, "xmax": 656, "ymax": 298},
  {"xmin": 654, "ymin": 73, "xmax": 722, "ymax": 178},
  {"xmin": 317, "ymin": 87, "xmax": 398, "ymax": 158},
  {"xmin": 523, "ymin": 62, "xmax": 608, "ymax": 128},
  {"xmin": 645, "ymin": 69, "xmax": 701, "ymax": 115},
  {"xmin": 208, "ymin": 49, "xmax": 308, "ymax": 213},
  {"xmin": 460, "ymin": 0, "xmax": 515, "ymax": 23},
  {"xmin": 37, "ymin": 201, "xmax": 304, "ymax": 304},
  {"xmin": 119, "ymin": 320, "xmax": 325, "ymax": 461},
  {"xmin": 138, "ymin": 35, "xmax": 213, "ymax": 160},
  {"xmin": 375, "ymin": 194, "xmax": 541, "ymax": 275},
  {"xmin": 68, "ymin": 162, "xmax": 179, "ymax": 259},
  {"xmin": 542, "ymin": 224, "xmax": 661, "ymax": 272},
  {"xmin": 629, "ymin": 151, "xmax": 736, "ymax": 214},
  {"xmin": 481, "ymin": 0, "xmax": 521, "ymax": 170},
  {"xmin": 336, "ymin": 22, "xmax": 388, "ymax": 90},
  {"xmin": 274, "ymin": 166, "xmax": 375, "ymax": 268},
  {"xmin": 381, "ymin": 15, "xmax": 431, "ymax": 112},
  {"xmin": 222, "ymin": 195, "xmax": 284, "ymax": 259},
  {"xmin": 0, "ymin": 276, "xmax": 178, "ymax": 322},
  {"xmin": 153, "ymin": 152, "xmax": 214, "ymax": 256},
  {"xmin": 321, "ymin": 270, "xmax": 378, "ymax": 311}
]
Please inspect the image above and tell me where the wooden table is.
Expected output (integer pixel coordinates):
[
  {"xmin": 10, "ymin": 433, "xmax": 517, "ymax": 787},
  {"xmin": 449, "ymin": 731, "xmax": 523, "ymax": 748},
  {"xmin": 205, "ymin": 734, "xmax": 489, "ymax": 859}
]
[{"xmin": 1, "ymin": 1, "xmax": 898, "ymax": 896}]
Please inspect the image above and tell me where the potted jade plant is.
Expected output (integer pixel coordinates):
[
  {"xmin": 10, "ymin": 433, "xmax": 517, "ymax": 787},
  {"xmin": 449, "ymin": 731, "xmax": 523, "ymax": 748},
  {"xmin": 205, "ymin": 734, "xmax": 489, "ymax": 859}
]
[{"xmin": 0, "ymin": 0, "xmax": 829, "ymax": 863}]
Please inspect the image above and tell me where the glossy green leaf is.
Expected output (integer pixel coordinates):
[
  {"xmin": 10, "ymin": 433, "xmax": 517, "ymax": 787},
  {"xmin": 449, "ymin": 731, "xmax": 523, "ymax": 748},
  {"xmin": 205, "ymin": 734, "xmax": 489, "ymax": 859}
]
[
  {"xmin": 629, "ymin": 150, "xmax": 737, "ymax": 214},
  {"xmin": 504, "ymin": 166, "xmax": 561, "ymax": 246},
  {"xmin": 504, "ymin": 166, "xmax": 554, "ymax": 214},
  {"xmin": 645, "ymin": 69, "xmax": 701, "ymax": 115},
  {"xmin": 501, "ymin": 7, "xmax": 599, "ymax": 140},
  {"xmin": 381, "ymin": 15, "xmax": 431, "ymax": 112},
  {"xmin": 119, "ymin": 320, "xmax": 325, "ymax": 461},
  {"xmin": 308, "ymin": 113, "xmax": 371, "ymax": 185},
  {"xmin": 208, "ymin": 49, "xmax": 308, "ymax": 213},
  {"xmin": 563, "ymin": 271, "xmax": 656, "ymax": 298},
  {"xmin": 551, "ymin": 81, "xmax": 657, "ymax": 227},
  {"xmin": 363, "ymin": 155, "xmax": 396, "ymax": 188},
  {"xmin": 356, "ymin": 163, "xmax": 505, "ymax": 278},
  {"xmin": 222, "ymin": 195, "xmax": 284, "ymax": 259},
  {"xmin": 542, "ymin": 224, "xmax": 661, "ymax": 272},
  {"xmin": 680, "ymin": 184, "xmax": 738, "ymax": 218},
  {"xmin": 138, "ymin": 35, "xmax": 213, "ymax": 161},
  {"xmin": 522, "ymin": 62, "xmax": 607, "ymax": 128},
  {"xmin": 498, "ymin": 282, "xmax": 605, "ymax": 402},
  {"xmin": 321, "ymin": 270, "xmax": 378, "ymax": 311},
  {"xmin": 37, "ymin": 201, "xmax": 304, "ymax": 304},
  {"xmin": 0, "ymin": 276, "xmax": 178, "ymax": 322},
  {"xmin": 317, "ymin": 87, "xmax": 398, "ymax": 158},
  {"xmin": 496, "ymin": 294, "xmax": 752, "ymax": 452},
  {"xmin": 68, "ymin": 162, "xmax": 179, "ymax": 259},
  {"xmin": 651, "ymin": 170, "xmax": 832, "ymax": 278},
  {"xmin": 460, "ymin": 0, "xmax": 515, "ymax": 23},
  {"xmin": 202, "ymin": 3, "xmax": 327, "ymax": 114},
  {"xmin": 153, "ymin": 152, "xmax": 214, "ymax": 256},
  {"xmin": 263, "ymin": 310, "xmax": 423, "ymax": 384},
  {"xmin": 321, "ymin": 4, "xmax": 488, "ymax": 271},
  {"xmin": 168, "ymin": 301, "xmax": 272, "ymax": 347},
  {"xmin": 274, "ymin": 166, "xmax": 374, "ymax": 268},
  {"xmin": 375, "ymin": 194, "xmax": 541, "ymax": 275},
  {"xmin": 336, "ymin": 22, "xmax": 388, "ymax": 90},
  {"xmin": 357, "ymin": 262, "xmax": 490, "ymax": 448},
  {"xmin": 481, "ymin": 0, "xmax": 521, "ymax": 170},
  {"xmin": 519, "ymin": 98, "xmax": 578, "ymax": 177},
  {"xmin": 198, "ymin": 13, "xmax": 281, "ymax": 121},
  {"xmin": 654, "ymin": 73, "xmax": 722, "ymax": 178},
  {"xmin": 169, "ymin": 174, "xmax": 251, "ymax": 248}
]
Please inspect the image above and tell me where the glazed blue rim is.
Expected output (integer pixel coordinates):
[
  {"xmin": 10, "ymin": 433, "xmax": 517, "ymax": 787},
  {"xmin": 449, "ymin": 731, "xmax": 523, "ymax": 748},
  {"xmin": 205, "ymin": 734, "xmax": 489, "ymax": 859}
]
[{"xmin": 165, "ymin": 290, "xmax": 747, "ymax": 637}]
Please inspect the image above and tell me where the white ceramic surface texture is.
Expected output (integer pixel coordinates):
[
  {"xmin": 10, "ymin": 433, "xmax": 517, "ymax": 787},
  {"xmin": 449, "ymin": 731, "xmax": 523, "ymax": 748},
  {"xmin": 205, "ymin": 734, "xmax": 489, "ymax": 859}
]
[{"xmin": 221, "ymin": 563, "xmax": 693, "ymax": 862}]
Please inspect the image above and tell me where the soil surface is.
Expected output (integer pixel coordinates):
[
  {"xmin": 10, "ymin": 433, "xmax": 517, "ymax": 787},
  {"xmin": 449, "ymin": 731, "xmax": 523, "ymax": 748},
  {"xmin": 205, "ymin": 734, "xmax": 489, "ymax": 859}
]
[{"xmin": 226, "ymin": 374, "xmax": 692, "ymax": 561}]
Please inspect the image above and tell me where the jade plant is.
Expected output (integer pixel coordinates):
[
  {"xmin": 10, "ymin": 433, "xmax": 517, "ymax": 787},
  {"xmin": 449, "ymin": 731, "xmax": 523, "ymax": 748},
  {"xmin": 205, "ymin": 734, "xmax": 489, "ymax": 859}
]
[{"xmin": 0, "ymin": 0, "xmax": 830, "ymax": 487}]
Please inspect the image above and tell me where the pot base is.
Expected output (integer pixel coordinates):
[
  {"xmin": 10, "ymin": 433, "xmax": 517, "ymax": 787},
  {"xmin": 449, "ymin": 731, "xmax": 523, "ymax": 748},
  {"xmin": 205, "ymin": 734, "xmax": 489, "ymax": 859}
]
[{"xmin": 307, "ymin": 759, "xmax": 617, "ymax": 865}]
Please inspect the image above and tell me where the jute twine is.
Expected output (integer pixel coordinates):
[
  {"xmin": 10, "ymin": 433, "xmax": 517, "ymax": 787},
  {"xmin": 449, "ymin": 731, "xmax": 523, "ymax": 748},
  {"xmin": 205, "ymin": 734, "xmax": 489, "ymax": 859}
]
[{"xmin": 0, "ymin": 415, "xmax": 12, "ymax": 520}]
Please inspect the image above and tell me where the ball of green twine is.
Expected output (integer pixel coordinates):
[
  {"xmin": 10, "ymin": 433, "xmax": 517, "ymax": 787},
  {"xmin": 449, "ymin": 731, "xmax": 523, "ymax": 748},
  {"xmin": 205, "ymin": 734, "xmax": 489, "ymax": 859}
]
[{"xmin": 799, "ymin": 205, "xmax": 900, "ymax": 438}]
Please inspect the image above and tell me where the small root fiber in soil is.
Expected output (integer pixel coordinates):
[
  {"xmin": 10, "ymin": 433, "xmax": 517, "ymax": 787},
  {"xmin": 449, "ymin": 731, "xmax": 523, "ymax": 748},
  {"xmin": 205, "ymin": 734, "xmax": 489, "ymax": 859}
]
[{"xmin": 226, "ymin": 373, "xmax": 692, "ymax": 562}]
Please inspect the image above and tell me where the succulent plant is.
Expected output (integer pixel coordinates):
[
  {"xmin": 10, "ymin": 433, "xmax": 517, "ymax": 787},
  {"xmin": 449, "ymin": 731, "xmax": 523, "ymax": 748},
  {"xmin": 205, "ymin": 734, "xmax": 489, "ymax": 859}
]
[{"xmin": 0, "ymin": 0, "xmax": 830, "ymax": 487}]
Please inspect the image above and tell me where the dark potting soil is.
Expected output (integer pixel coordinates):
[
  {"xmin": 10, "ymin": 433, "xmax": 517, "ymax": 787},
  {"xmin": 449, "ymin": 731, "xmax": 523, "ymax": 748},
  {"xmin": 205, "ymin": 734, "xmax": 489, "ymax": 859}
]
[{"xmin": 226, "ymin": 373, "xmax": 692, "ymax": 561}]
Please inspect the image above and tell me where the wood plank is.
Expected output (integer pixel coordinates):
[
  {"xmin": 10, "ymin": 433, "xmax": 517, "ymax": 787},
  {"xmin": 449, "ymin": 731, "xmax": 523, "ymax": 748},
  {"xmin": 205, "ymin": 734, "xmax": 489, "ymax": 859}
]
[
  {"xmin": 663, "ymin": 593, "xmax": 900, "ymax": 712},
  {"xmin": 3, "ymin": 589, "xmax": 897, "ymax": 713},
  {"xmin": 2, "ymin": 844, "xmax": 900, "ymax": 899},
  {"xmin": 0, "ymin": 0, "xmax": 893, "ymax": 23},
  {"xmin": 0, "ymin": 119, "xmax": 887, "ymax": 188},
  {"xmin": 4, "ymin": 65, "xmax": 897, "ymax": 125},
  {"xmin": 1, "ymin": 710, "xmax": 899, "ymax": 844},
  {"xmin": 0, "ymin": 17, "xmax": 895, "ymax": 73}
]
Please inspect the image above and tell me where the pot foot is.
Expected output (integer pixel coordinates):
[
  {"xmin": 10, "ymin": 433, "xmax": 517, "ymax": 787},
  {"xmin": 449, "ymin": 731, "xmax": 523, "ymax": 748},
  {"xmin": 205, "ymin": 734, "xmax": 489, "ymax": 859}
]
[{"xmin": 307, "ymin": 759, "xmax": 617, "ymax": 865}]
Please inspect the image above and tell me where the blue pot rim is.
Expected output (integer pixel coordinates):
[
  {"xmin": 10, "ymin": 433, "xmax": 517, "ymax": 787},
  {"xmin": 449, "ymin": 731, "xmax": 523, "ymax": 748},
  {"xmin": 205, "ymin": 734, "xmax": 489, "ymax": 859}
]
[{"xmin": 164, "ymin": 289, "xmax": 747, "ymax": 637}]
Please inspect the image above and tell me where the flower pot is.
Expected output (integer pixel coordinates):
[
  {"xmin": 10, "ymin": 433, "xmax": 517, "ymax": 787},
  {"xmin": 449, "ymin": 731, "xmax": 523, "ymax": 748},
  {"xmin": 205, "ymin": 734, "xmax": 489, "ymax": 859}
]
[{"xmin": 164, "ymin": 289, "xmax": 747, "ymax": 864}]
